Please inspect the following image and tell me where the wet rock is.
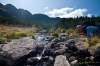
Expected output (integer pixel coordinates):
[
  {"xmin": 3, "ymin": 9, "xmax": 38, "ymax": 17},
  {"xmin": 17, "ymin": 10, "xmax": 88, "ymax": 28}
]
[
  {"xmin": 37, "ymin": 43, "xmax": 45, "ymax": 49},
  {"xmin": 54, "ymin": 43, "xmax": 61, "ymax": 47},
  {"xmin": 51, "ymin": 42, "xmax": 65, "ymax": 50},
  {"xmin": 50, "ymin": 42, "xmax": 57, "ymax": 49},
  {"xmin": 41, "ymin": 56, "xmax": 49, "ymax": 62},
  {"xmin": 53, "ymin": 48, "xmax": 66, "ymax": 57},
  {"xmin": 51, "ymin": 38, "xmax": 61, "ymax": 43},
  {"xmin": 70, "ymin": 60, "xmax": 78, "ymax": 66},
  {"xmin": 26, "ymin": 57, "xmax": 39, "ymax": 65},
  {"xmin": 47, "ymin": 36, "xmax": 56, "ymax": 41},
  {"xmin": 85, "ymin": 57, "xmax": 91, "ymax": 61},
  {"xmin": 89, "ymin": 56, "xmax": 94, "ymax": 61},
  {"xmin": 42, "ymin": 48, "xmax": 51, "ymax": 56},
  {"xmin": 55, "ymin": 47, "xmax": 60, "ymax": 50},
  {"xmin": 69, "ymin": 56, "xmax": 76, "ymax": 62},
  {"xmin": 54, "ymin": 55, "xmax": 71, "ymax": 66},
  {"xmin": 38, "ymin": 36, "xmax": 45, "ymax": 41}
]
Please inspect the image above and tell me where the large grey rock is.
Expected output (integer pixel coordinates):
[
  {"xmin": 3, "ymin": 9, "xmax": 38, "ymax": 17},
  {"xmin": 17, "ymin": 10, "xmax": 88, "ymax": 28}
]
[
  {"xmin": 54, "ymin": 48, "xmax": 66, "ymax": 56},
  {"xmin": 54, "ymin": 55, "xmax": 71, "ymax": 66},
  {"xmin": 0, "ymin": 37, "xmax": 37, "ymax": 66},
  {"xmin": 65, "ymin": 39, "xmax": 75, "ymax": 47},
  {"xmin": 75, "ymin": 41, "xmax": 88, "ymax": 52},
  {"xmin": 65, "ymin": 39, "xmax": 78, "ymax": 52},
  {"xmin": 47, "ymin": 36, "xmax": 56, "ymax": 41},
  {"xmin": 88, "ymin": 43, "xmax": 100, "ymax": 57}
]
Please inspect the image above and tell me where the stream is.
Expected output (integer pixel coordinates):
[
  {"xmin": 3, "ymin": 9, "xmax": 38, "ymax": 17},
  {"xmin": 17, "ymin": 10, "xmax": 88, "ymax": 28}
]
[
  {"xmin": 30, "ymin": 33, "xmax": 52, "ymax": 66},
  {"xmin": 34, "ymin": 33, "xmax": 49, "ymax": 45}
]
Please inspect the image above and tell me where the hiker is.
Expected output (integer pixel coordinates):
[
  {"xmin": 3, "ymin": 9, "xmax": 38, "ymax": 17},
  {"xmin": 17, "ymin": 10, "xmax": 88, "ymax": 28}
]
[{"xmin": 76, "ymin": 19, "xmax": 100, "ymax": 40}]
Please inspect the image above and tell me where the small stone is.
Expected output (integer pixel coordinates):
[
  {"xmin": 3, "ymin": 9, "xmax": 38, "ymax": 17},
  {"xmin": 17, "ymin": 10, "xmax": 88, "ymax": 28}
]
[{"xmin": 70, "ymin": 60, "xmax": 78, "ymax": 66}]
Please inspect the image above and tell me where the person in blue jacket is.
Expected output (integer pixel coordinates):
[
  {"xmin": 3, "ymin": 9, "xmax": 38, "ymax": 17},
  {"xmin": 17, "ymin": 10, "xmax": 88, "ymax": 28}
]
[{"xmin": 76, "ymin": 19, "xmax": 100, "ymax": 40}]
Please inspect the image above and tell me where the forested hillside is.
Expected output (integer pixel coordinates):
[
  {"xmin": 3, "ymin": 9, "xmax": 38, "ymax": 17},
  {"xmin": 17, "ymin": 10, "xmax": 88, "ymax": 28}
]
[
  {"xmin": 55, "ymin": 16, "xmax": 100, "ymax": 29},
  {"xmin": 0, "ymin": 3, "xmax": 60, "ymax": 25},
  {"xmin": 0, "ymin": 17, "xmax": 52, "ymax": 30}
]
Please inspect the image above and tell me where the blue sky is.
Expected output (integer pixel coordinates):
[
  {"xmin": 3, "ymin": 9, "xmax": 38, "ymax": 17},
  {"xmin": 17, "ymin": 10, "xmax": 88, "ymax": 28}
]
[{"xmin": 0, "ymin": 0, "xmax": 100, "ymax": 18}]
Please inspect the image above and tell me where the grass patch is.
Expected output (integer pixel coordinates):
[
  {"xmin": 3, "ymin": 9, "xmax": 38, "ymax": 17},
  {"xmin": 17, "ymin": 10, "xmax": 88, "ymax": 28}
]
[
  {"xmin": 12, "ymin": 31, "xmax": 26, "ymax": 39},
  {"xmin": 66, "ymin": 28, "xmax": 76, "ymax": 35},
  {"xmin": 86, "ymin": 36, "xmax": 100, "ymax": 46},
  {"xmin": 0, "ymin": 25, "xmax": 36, "ymax": 41},
  {"xmin": 0, "ymin": 36, "xmax": 5, "ymax": 43},
  {"xmin": 51, "ymin": 32, "xmax": 59, "ymax": 37}
]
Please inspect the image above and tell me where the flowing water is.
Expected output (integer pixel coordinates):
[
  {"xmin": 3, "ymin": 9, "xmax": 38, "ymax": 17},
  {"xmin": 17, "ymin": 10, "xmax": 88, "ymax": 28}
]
[
  {"xmin": 33, "ymin": 33, "xmax": 51, "ymax": 66},
  {"xmin": 34, "ymin": 33, "xmax": 49, "ymax": 44}
]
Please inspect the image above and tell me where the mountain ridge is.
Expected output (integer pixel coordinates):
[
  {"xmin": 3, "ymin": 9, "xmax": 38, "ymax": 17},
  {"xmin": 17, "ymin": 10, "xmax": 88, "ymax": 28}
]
[{"xmin": 0, "ymin": 3, "xmax": 61, "ymax": 25}]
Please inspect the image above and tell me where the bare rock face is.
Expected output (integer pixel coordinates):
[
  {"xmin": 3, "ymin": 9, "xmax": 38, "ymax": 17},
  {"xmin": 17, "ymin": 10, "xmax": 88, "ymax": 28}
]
[
  {"xmin": 0, "ymin": 37, "xmax": 37, "ymax": 66},
  {"xmin": 54, "ymin": 55, "xmax": 71, "ymax": 66}
]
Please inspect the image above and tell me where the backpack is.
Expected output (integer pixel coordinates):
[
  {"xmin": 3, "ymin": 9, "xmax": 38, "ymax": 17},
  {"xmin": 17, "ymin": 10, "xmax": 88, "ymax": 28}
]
[
  {"xmin": 82, "ymin": 19, "xmax": 96, "ymax": 34},
  {"xmin": 95, "ymin": 24, "xmax": 100, "ymax": 34},
  {"xmin": 82, "ymin": 19, "xmax": 95, "ymax": 26}
]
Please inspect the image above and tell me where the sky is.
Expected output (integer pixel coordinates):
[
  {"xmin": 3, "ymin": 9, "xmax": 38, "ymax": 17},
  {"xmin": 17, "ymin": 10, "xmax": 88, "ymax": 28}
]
[{"xmin": 0, "ymin": 0, "xmax": 100, "ymax": 18}]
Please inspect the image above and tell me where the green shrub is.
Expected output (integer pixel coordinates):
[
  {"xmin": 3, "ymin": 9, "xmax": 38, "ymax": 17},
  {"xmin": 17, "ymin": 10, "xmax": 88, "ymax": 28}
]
[
  {"xmin": 29, "ymin": 34, "xmax": 35, "ymax": 39},
  {"xmin": 66, "ymin": 28, "xmax": 76, "ymax": 35},
  {"xmin": 69, "ymin": 34, "xmax": 79, "ymax": 39},
  {"xmin": 0, "ymin": 36, "xmax": 5, "ymax": 43},
  {"xmin": 57, "ymin": 28, "xmax": 66, "ymax": 33},
  {"xmin": 51, "ymin": 32, "xmax": 59, "ymax": 37},
  {"xmin": 6, "ymin": 34, "xmax": 12, "ymax": 39},
  {"xmin": 12, "ymin": 31, "xmax": 27, "ymax": 39},
  {"xmin": 86, "ymin": 36, "xmax": 100, "ymax": 46},
  {"xmin": 31, "ymin": 35, "xmax": 35, "ymax": 39}
]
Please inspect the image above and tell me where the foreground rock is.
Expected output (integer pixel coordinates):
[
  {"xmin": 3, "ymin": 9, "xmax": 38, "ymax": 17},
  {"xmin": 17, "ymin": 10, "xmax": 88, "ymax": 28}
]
[
  {"xmin": 0, "ymin": 37, "xmax": 37, "ymax": 66},
  {"xmin": 88, "ymin": 43, "xmax": 100, "ymax": 62},
  {"xmin": 54, "ymin": 55, "xmax": 71, "ymax": 66}
]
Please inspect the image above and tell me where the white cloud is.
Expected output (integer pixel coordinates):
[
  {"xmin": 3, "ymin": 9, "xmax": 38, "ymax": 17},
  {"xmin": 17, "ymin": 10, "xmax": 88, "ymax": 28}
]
[
  {"xmin": 87, "ymin": 14, "xmax": 92, "ymax": 17},
  {"xmin": 44, "ymin": 7, "xmax": 49, "ymax": 10},
  {"xmin": 45, "ymin": 7, "xmax": 88, "ymax": 18}
]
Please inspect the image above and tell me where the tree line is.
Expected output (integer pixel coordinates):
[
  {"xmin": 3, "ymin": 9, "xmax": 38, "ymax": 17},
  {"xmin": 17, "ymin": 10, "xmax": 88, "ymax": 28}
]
[
  {"xmin": 55, "ymin": 16, "xmax": 100, "ymax": 30},
  {"xmin": 0, "ymin": 17, "xmax": 52, "ymax": 29}
]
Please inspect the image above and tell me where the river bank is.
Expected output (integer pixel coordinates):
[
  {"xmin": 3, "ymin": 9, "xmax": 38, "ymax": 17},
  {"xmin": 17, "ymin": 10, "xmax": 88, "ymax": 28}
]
[{"xmin": 0, "ymin": 33, "xmax": 100, "ymax": 66}]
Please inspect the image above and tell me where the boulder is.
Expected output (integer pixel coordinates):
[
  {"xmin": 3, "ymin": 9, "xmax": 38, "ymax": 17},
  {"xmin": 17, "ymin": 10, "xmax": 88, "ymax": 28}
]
[
  {"xmin": 53, "ymin": 48, "xmax": 66, "ymax": 57},
  {"xmin": 75, "ymin": 41, "xmax": 88, "ymax": 53},
  {"xmin": 65, "ymin": 39, "xmax": 78, "ymax": 51},
  {"xmin": 0, "ymin": 37, "xmax": 37, "ymax": 66},
  {"xmin": 26, "ymin": 57, "xmax": 39, "ymax": 65},
  {"xmin": 67, "ymin": 39, "xmax": 75, "ymax": 44},
  {"xmin": 65, "ymin": 39, "xmax": 75, "ymax": 47},
  {"xmin": 54, "ymin": 55, "xmax": 71, "ymax": 66},
  {"xmin": 47, "ymin": 36, "xmax": 56, "ymax": 41},
  {"xmin": 88, "ymin": 43, "xmax": 100, "ymax": 57}
]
